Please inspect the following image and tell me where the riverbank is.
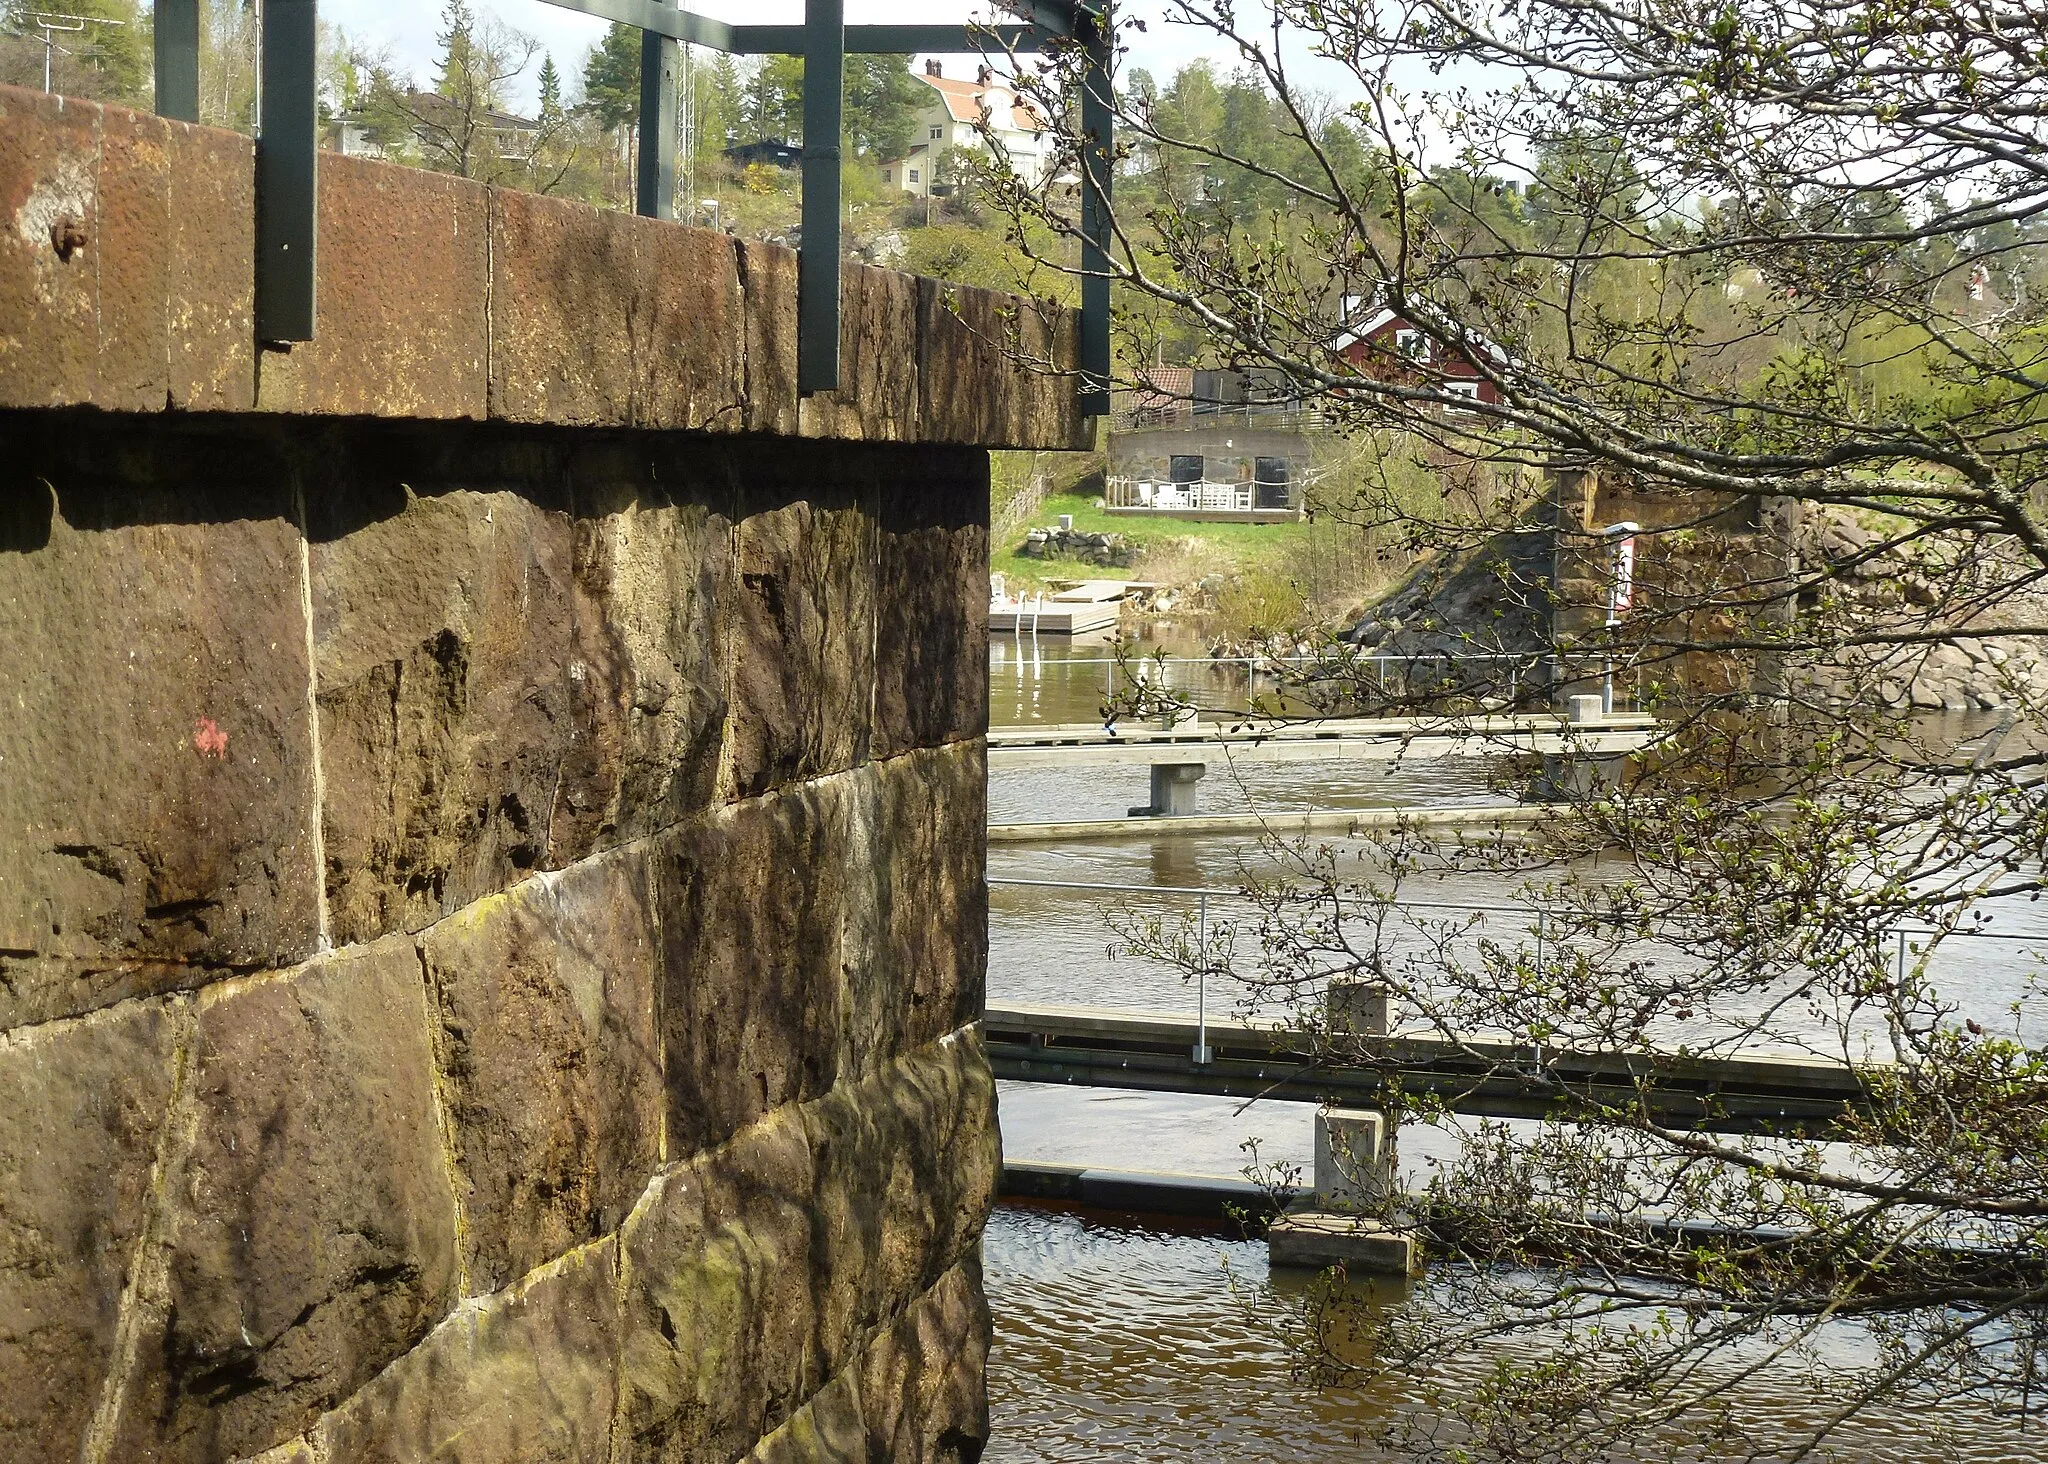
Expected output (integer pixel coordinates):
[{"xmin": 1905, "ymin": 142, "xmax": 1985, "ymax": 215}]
[{"xmin": 993, "ymin": 489, "xmax": 1401, "ymax": 645}]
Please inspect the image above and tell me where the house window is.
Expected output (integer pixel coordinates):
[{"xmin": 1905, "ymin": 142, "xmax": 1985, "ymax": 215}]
[
  {"xmin": 931, "ymin": 126, "xmax": 943, "ymax": 140},
  {"xmin": 908, "ymin": 168, "xmax": 920, "ymax": 183},
  {"xmin": 1444, "ymin": 380, "xmax": 1481, "ymax": 414},
  {"xmin": 882, "ymin": 169, "xmax": 892, "ymax": 183},
  {"xmin": 1168, "ymin": 455, "xmax": 1204, "ymax": 485},
  {"xmin": 1394, "ymin": 328, "xmax": 1426, "ymax": 359}
]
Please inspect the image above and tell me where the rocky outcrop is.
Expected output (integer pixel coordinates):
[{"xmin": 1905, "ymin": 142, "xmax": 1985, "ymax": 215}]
[
  {"xmin": 1344, "ymin": 509, "xmax": 1556, "ymax": 659},
  {"xmin": 1794, "ymin": 511, "xmax": 2048, "ymax": 711},
  {"xmin": 1018, "ymin": 524, "xmax": 1134, "ymax": 568}
]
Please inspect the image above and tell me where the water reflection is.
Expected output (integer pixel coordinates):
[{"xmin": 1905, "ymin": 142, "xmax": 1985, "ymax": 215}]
[
  {"xmin": 983, "ymin": 1205, "xmax": 2040, "ymax": 1463},
  {"xmin": 985, "ymin": 1204, "xmax": 1399, "ymax": 1462},
  {"xmin": 985, "ymin": 644, "xmax": 2048, "ymax": 1462}
]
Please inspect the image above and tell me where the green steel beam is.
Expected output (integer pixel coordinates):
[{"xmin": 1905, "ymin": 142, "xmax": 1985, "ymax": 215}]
[
  {"xmin": 729, "ymin": 23, "xmax": 1047, "ymax": 52},
  {"xmin": 255, "ymin": 0, "xmax": 317, "ymax": 342},
  {"xmin": 152, "ymin": 0, "xmax": 199, "ymax": 121},
  {"xmin": 536, "ymin": 0, "xmax": 1053, "ymax": 52},
  {"xmin": 539, "ymin": 0, "xmax": 737, "ymax": 49},
  {"xmin": 798, "ymin": 0, "xmax": 845, "ymax": 394}
]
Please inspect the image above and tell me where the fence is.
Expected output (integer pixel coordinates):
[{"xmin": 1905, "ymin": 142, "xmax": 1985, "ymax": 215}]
[
  {"xmin": 986, "ymin": 649, "xmax": 1651, "ymax": 715},
  {"xmin": 1104, "ymin": 477, "xmax": 1300, "ymax": 515},
  {"xmin": 987, "ymin": 875, "xmax": 2047, "ymax": 1064},
  {"xmin": 129, "ymin": 0, "xmax": 1114, "ymax": 405}
]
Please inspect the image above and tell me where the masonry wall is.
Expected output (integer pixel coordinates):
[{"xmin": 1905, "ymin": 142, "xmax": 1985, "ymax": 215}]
[{"xmin": 0, "ymin": 83, "xmax": 1080, "ymax": 1464}]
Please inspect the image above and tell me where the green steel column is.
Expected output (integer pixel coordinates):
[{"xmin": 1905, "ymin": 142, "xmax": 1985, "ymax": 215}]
[
  {"xmin": 637, "ymin": 2, "xmax": 679, "ymax": 218},
  {"xmin": 797, "ymin": 0, "xmax": 844, "ymax": 394},
  {"xmin": 153, "ymin": 0, "xmax": 199, "ymax": 121},
  {"xmin": 1078, "ymin": 7, "xmax": 1112, "ymax": 415},
  {"xmin": 256, "ymin": 0, "xmax": 317, "ymax": 341}
]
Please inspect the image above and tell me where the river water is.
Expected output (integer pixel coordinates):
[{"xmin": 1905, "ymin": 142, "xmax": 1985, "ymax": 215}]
[{"xmin": 982, "ymin": 633, "xmax": 2048, "ymax": 1462}]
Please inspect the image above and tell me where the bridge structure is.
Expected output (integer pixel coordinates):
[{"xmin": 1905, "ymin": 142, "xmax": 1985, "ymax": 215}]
[
  {"xmin": 0, "ymin": 60, "xmax": 1084, "ymax": 1462},
  {"xmin": 983, "ymin": 1002, "xmax": 1869, "ymax": 1135},
  {"xmin": 989, "ymin": 707, "xmax": 1664, "ymax": 814},
  {"xmin": 141, "ymin": 0, "xmax": 1114, "ymax": 407}
]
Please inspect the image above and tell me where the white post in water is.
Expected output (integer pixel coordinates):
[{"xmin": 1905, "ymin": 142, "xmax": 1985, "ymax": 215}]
[
  {"xmin": 1193, "ymin": 893, "xmax": 1212, "ymax": 1064},
  {"xmin": 1601, "ymin": 521, "xmax": 1640, "ymax": 715}
]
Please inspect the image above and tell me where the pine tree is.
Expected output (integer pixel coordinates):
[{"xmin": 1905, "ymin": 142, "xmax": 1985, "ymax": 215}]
[
  {"xmin": 581, "ymin": 22, "xmax": 640, "ymax": 133},
  {"xmin": 842, "ymin": 54, "xmax": 921, "ymax": 162},
  {"xmin": 434, "ymin": 0, "xmax": 478, "ymax": 105},
  {"xmin": 538, "ymin": 55, "xmax": 563, "ymax": 124}
]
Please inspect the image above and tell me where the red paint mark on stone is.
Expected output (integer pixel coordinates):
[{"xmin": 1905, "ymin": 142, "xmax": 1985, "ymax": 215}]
[{"xmin": 193, "ymin": 716, "xmax": 229, "ymax": 758}]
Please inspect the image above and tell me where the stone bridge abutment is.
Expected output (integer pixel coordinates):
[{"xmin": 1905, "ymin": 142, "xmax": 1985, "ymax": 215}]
[{"xmin": 0, "ymin": 82, "xmax": 1086, "ymax": 1464}]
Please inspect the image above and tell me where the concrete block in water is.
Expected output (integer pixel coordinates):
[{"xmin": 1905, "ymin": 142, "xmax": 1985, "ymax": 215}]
[
  {"xmin": 1315, "ymin": 1106, "xmax": 1392, "ymax": 1209},
  {"xmin": 1268, "ymin": 1212, "xmax": 1417, "ymax": 1275},
  {"xmin": 1147, "ymin": 760, "xmax": 1207, "ymax": 816},
  {"xmin": 1326, "ymin": 976, "xmax": 1389, "ymax": 1036}
]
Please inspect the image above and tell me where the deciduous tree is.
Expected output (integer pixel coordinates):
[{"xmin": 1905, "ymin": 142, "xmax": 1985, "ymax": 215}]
[{"xmin": 1004, "ymin": 0, "xmax": 2048, "ymax": 1455}]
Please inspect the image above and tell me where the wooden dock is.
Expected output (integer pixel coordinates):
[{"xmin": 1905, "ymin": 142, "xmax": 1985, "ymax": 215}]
[
  {"xmin": 988, "ymin": 804, "xmax": 1550, "ymax": 842},
  {"xmin": 990, "ymin": 580, "xmax": 1130, "ymax": 634},
  {"xmin": 987, "ymin": 713, "xmax": 1663, "ymax": 770},
  {"xmin": 984, "ymin": 1002, "xmax": 1869, "ymax": 1134}
]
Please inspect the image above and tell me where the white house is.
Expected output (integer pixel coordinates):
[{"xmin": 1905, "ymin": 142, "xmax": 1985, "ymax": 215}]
[{"xmin": 880, "ymin": 59, "xmax": 1051, "ymax": 197}]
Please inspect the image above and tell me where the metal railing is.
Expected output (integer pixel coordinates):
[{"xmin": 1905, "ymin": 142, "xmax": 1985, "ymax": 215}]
[
  {"xmin": 988, "ymin": 874, "xmax": 2047, "ymax": 1064},
  {"xmin": 1104, "ymin": 477, "xmax": 1298, "ymax": 514},
  {"xmin": 986, "ymin": 649, "xmax": 1651, "ymax": 715},
  {"xmin": 131, "ymin": 0, "xmax": 1113, "ymax": 406}
]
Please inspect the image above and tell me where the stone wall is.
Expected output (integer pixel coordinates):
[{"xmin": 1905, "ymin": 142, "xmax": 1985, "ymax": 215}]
[{"xmin": 0, "ymin": 83, "xmax": 1078, "ymax": 1464}]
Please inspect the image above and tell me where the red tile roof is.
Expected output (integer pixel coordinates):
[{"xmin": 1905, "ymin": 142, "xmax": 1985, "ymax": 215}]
[{"xmin": 915, "ymin": 72, "xmax": 1046, "ymax": 132}]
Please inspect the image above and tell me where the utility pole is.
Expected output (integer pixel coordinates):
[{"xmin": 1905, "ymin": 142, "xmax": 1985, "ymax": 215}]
[{"xmin": 23, "ymin": 10, "xmax": 120, "ymax": 94}]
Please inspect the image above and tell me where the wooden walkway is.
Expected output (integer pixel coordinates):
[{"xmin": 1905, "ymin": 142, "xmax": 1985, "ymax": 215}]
[
  {"xmin": 988, "ymin": 804, "xmax": 1550, "ymax": 842},
  {"xmin": 987, "ymin": 714, "xmax": 1663, "ymax": 770},
  {"xmin": 984, "ymin": 1003, "xmax": 1868, "ymax": 1134}
]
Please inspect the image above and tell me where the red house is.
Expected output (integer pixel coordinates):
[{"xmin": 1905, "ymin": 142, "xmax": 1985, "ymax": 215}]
[{"xmin": 1332, "ymin": 307, "xmax": 1504, "ymax": 409}]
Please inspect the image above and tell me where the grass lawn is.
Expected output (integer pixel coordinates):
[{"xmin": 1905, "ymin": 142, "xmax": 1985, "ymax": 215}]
[{"xmin": 992, "ymin": 492, "xmax": 1313, "ymax": 587}]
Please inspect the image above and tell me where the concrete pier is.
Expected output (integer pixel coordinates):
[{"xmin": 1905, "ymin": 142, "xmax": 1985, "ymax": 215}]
[
  {"xmin": 1538, "ymin": 693, "xmax": 1632, "ymax": 799},
  {"xmin": 1267, "ymin": 1212, "xmax": 1418, "ymax": 1274},
  {"xmin": 1315, "ymin": 1107, "xmax": 1395, "ymax": 1209},
  {"xmin": 1132, "ymin": 760, "xmax": 1207, "ymax": 816},
  {"xmin": 1268, "ymin": 1106, "xmax": 1416, "ymax": 1275}
]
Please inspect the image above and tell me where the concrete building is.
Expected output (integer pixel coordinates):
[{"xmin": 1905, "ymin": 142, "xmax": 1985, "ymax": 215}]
[
  {"xmin": 880, "ymin": 59, "xmax": 1051, "ymax": 197},
  {"xmin": 1104, "ymin": 367, "xmax": 1320, "ymax": 521}
]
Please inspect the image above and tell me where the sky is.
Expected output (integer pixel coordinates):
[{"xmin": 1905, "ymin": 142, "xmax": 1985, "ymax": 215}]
[{"xmin": 319, "ymin": 0, "xmax": 1390, "ymax": 119}]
